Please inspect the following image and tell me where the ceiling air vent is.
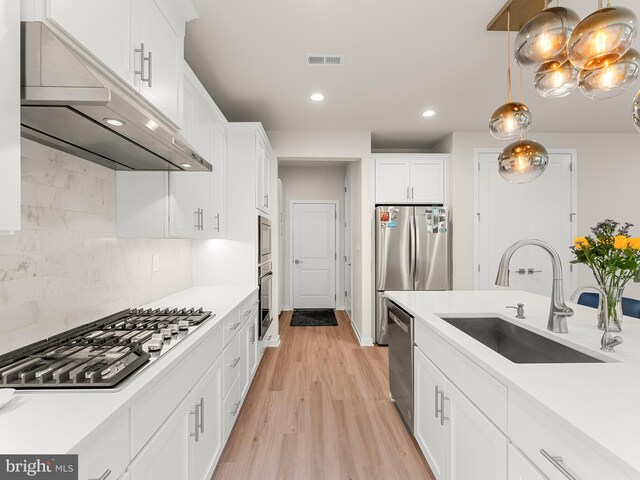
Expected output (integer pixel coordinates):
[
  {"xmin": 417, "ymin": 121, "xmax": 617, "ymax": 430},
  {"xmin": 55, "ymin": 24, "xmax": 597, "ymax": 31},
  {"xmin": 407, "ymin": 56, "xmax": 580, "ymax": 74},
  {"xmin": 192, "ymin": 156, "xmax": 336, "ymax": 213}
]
[{"xmin": 305, "ymin": 54, "xmax": 345, "ymax": 66}]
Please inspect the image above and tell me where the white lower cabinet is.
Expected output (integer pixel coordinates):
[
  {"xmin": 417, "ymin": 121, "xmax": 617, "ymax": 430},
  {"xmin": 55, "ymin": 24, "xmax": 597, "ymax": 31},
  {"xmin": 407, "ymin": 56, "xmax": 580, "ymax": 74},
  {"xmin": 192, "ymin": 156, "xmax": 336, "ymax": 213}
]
[
  {"xmin": 414, "ymin": 347, "xmax": 446, "ymax": 479},
  {"xmin": 415, "ymin": 343, "xmax": 507, "ymax": 480},
  {"xmin": 508, "ymin": 445, "xmax": 547, "ymax": 480},
  {"xmin": 189, "ymin": 355, "xmax": 224, "ymax": 480},
  {"xmin": 129, "ymin": 401, "xmax": 190, "ymax": 480},
  {"xmin": 445, "ymin": 380, "xmax": 508, "ymax": 480}
]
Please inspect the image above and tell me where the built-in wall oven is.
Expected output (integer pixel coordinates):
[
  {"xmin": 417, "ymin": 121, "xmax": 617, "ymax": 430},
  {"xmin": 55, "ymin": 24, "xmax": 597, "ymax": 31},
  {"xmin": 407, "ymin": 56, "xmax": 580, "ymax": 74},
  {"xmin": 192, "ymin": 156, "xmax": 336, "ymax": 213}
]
[
  {"xmin": 259, "ymin": 216, "xmax": 272, "ymax": 264},
  {"xmin": 258, "ymin": 216, "xmax": 273, "ymax": 340}
]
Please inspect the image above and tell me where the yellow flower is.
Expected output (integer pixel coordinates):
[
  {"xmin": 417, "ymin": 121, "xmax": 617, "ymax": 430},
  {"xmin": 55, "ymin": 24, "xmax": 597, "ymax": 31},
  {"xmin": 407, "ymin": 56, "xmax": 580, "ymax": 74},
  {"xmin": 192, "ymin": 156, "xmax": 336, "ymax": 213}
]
[
  {"xmin": 574, "ymin": 237, "xmax": 588, "ymax": 249},
  {"xmin": 614, "ymin": 236, "xmax": 629, "ymax": 249},
  {"xmin": 628, "ymin": 238, "xmax": 640, "ymax": 250}
]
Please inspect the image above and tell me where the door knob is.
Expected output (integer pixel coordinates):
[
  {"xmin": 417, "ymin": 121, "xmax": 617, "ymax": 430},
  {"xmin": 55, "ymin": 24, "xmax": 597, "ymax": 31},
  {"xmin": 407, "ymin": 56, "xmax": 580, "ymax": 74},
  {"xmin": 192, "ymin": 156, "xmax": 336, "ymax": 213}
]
[{"xmin": 294, "ymin": 259, "xmax": 302, "ymax": 264}]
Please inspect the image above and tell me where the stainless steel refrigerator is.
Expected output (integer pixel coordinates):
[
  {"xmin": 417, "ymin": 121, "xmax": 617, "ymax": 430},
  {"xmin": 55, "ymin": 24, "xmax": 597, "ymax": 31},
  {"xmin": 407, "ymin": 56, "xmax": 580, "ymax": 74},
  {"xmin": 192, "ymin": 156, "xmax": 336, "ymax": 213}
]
[{"xmin": 376, "ymin": 206, "xmax": 451, "ymax": 344}]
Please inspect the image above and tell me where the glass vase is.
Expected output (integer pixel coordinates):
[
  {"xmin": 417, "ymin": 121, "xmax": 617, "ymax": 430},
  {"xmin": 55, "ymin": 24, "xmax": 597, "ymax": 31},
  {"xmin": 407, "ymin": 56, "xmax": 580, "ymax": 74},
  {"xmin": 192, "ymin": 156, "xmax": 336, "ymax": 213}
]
[{"xmin": 597, "ymin": 285, "xmax": 624, "ymax": 332}]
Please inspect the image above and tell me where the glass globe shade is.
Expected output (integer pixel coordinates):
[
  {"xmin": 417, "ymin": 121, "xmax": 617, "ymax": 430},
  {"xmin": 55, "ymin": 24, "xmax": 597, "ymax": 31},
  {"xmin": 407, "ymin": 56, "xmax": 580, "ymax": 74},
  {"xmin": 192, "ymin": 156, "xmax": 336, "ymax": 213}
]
[
  {"xmin": 579, "ymin": 48, "xmax": 640, "ymax": 99},
  {"xmin": 515, "ymin": 7, "xmax": 581, "ymax": 74},
  {"xmin": 498, "ymin": 139, "xmax": 549, "ymax": 184},
  {"xmin": 489, "ymin": 102, "xmax": 532, "ymax": 140},
  {"xmin": 632, "ymin": 90, "xmax": 640, "ymax": 132},
  {"xmin": 568, "ymin": 6, "xmax": 637, "ymax": 70},
  {"xmin": 535, "ymin": 61, "xmax": 580, "ymax": 97}
]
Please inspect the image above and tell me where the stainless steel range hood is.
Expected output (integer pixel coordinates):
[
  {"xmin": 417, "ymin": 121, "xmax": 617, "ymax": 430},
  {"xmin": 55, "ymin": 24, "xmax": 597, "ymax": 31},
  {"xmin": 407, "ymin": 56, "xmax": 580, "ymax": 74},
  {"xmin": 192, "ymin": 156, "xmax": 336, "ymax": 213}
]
[{"xmin": 20, "ymin": 22, "xmax": 211, "ymax": 172}]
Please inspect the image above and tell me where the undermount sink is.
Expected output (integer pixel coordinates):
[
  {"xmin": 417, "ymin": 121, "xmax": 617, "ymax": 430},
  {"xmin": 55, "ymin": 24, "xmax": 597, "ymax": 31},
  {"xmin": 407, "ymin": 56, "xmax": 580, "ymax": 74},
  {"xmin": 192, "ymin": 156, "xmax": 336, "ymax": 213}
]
[{"xmin": 437, "ymin": 316, "xmax": 605, "ymax": 364}]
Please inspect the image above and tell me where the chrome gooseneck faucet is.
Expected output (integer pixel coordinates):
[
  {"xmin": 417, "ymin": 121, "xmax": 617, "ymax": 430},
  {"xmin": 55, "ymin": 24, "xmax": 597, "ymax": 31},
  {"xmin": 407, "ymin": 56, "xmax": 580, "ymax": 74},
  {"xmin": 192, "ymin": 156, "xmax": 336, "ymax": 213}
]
[
  {"xmin": 495, "ymin": 239, "xmax": 574, "ymax": 333},
  {"xmin": 571, "ymin": 286, "xmax": 624, "ymax": 352}
]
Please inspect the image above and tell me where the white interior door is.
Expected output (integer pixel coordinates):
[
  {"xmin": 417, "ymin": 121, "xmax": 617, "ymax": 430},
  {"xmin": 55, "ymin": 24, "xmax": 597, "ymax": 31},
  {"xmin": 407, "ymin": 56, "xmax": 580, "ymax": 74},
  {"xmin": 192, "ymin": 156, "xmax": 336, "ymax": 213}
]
[
  {"xmin": 477, "ymin": 150, "xmax": 576, "ymax": 295},
  {"xmin": 293, "ymin": 203, "xmax": 337, "ymax": 309},
  {"xmin": 344, "ymin": 173, "xmax": 352, "ymax": 318}
]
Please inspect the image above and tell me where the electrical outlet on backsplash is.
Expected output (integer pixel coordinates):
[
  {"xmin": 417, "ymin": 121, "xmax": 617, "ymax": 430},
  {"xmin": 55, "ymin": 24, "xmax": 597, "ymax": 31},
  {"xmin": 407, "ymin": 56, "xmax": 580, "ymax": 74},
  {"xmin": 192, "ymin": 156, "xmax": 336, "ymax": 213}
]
[{"xmin": 0, "ymin": 139, "xmax": 193, "ymax": 355}]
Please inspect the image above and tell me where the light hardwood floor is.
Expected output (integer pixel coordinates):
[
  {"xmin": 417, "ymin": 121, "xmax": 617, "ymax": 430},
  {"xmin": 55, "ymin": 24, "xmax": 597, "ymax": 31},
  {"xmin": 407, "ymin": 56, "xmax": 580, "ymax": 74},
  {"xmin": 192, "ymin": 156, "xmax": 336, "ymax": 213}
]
[{"xmin": 213, "ymin": 310, "xmax": 435, "ymax": 480}]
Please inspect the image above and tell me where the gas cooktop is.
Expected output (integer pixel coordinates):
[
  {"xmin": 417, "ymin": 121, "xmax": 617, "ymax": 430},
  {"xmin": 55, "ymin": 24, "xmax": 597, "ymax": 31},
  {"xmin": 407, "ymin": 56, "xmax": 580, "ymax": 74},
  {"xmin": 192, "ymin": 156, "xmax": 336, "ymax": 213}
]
[{"xmin": 0, "ymin": 307, "xmax": 213, "ymax": 389}]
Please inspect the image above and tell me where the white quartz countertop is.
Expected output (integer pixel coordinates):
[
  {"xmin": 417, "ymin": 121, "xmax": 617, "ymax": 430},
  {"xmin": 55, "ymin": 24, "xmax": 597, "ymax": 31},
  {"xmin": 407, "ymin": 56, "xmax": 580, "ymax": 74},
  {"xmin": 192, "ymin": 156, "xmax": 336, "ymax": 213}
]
[
  {"xmin": 0, "ymin": 285, "xmax": 257, "ymax": 454},
  {"xmin": 385, "ymin": 289, "xmax": 640, "ymax": 477}
]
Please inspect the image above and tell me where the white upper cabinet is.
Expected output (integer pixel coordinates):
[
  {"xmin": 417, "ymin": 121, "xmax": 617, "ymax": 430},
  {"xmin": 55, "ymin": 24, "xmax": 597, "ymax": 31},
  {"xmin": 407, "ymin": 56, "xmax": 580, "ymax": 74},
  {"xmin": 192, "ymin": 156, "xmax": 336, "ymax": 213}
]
[
  {"xmin": 256, "ymin": 135, "xmax": 272, "ymax": 215},
  {"xmin": 46, "ymin": 0, "xmax": 133, "ymax": 83},
  {"xmin": 134, "ymin": 0, "xmax": 183, "ymax": 124},
  {"xmin": 0, "ymin": 0, "xmax": 20, "ymax": 232},
  {"xmin": 117, "ymin": 63, "xmax": 228, "ymax": 239},
  {"xmin": 375, "ymin": 155, "xmax": 448, "ymax": 205},
  {"xmin": 30, "ymin": 0, "xmax": 195, "ymax": 125}
]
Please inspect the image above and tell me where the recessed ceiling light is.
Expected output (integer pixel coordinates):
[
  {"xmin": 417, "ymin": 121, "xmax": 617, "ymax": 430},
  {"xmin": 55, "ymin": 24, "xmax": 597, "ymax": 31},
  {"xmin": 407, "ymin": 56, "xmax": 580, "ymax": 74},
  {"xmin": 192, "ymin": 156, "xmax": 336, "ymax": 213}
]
[
  {"xmin": 422, "ymin": 110, "xmax": 436, "ymax": 118},
  {"xmin": 104, "ymin": 118, "xmax": 125, "ymax": 127},
  {"xmin": 180, "ymin": 163, "xmax": 193, "ymax": 168},
  {"xmin": 310, "ymin": 93, "xmax": 325, "ymax": 102}
]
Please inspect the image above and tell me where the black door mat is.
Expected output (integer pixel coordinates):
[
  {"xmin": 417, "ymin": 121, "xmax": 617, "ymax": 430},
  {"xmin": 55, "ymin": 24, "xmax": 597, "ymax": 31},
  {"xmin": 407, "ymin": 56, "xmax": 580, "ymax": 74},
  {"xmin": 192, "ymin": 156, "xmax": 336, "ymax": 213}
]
[{"xmin": 290, "ymin": 309, "xmax": 338, "ymax": 327}]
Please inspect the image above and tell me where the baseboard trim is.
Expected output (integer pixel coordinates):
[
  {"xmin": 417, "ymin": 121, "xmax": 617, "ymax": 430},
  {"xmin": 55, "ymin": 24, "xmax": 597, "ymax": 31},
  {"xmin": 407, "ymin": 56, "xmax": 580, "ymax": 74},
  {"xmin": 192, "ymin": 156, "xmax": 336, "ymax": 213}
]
[
  {"xmin": 268, "ymin": 335, "xmax": 281, "ymax": 347},
  {"xmin": 350, "ymin": 319, "xmax": 374, "ymax": 347}
]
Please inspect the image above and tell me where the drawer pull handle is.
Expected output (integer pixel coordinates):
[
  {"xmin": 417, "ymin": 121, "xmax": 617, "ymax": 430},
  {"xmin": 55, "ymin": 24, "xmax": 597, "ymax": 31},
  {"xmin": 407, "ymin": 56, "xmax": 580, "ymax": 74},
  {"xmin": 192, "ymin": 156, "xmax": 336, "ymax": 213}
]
[
  {"xmin": 243, "ymin": 309, "xmax": 252, "ymax": 316},
  {"xmin": 230, "ymin": 356, "xmax": 241, "ymax": 368},
  {"xmin": 89, "ymin": 470, "xmax": 111, "ymax": 480},
  {"xmin": 230, "ymin": 322, "xmax": 241, "ymax": 331},
  {"xmin": 540, "ymin": 449, "xmax": 580, "ymax": 480},
  {"xmin": 230, "ymin": 401, "xmax": 241, "ymax": 416}
]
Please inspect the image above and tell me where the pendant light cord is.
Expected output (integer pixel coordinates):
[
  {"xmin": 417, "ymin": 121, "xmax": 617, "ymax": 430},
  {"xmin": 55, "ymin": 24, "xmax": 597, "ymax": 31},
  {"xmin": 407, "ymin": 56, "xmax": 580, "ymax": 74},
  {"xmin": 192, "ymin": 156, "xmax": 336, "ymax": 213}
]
[{"xmin": 507, "ymin": 9, "xmax": 512, "ymax": 103}]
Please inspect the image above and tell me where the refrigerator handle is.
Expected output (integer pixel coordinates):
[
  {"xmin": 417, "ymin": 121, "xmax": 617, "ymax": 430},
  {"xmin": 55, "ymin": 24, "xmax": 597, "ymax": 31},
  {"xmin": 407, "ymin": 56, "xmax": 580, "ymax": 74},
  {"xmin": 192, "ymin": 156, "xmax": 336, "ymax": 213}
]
[{"xmin": 410, "ymin": 209, "xmax": 416, "ymax": 286}]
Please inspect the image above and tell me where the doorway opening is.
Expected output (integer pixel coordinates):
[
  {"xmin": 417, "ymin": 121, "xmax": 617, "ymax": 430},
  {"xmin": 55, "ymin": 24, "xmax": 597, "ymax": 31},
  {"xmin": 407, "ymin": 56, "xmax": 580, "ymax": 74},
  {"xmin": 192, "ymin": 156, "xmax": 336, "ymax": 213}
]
[{"xmin": 276, "ymin": 159, "xmax": 357, "ymax": 327}]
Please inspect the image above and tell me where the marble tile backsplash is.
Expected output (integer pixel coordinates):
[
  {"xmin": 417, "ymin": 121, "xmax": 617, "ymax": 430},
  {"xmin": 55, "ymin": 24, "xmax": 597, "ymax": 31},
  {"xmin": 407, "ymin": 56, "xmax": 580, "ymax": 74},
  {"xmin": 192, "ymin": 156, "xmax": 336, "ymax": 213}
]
[{"xmin": 0, "ymin": 139, "xmax": 193, "ymax": 355}]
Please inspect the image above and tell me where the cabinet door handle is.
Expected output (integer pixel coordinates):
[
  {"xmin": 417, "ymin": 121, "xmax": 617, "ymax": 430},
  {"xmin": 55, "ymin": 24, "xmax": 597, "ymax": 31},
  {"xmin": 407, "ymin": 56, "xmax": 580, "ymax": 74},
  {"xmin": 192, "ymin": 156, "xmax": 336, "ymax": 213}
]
[
  {"xmin": 89, "ymin": 470, "xmax": 111, "ymax": 480},
  {"xmin": 146, "ymin": 50, "xmax": 153, "ymax": 87},
  {"xmin": 200, "ymin": 209, "xmax": 204, "ymax": 230},
  {"xmin": 194, "ymin": 209, "xmax": 200, "ymax": 230},
  {"xmin": 440, "ymin": 390, "xmax": 449, "ymax": 426},
  {"xmin": 199, "ymin": 397, "xmax": 205, "ymax": 434},
  {"xmin": 250, "ymin": 325, "xmax": 256, "ymax": 344},
  {"xmin": 411, "ymin": 187, "xmax": 414, "ymax": 199},
  {"xmin": 134, "ymin": 43, "xmax": 152, "ymax": 86},
  {"xmin": 214, "ymin": 214, "xmax": 220, "ymax": 232},
  {"xmin": 230, "ymin": 356, "xmax": 241, "ymax": 368},
  {"xmin": 540, "ymin": 450, "xmax": 580, "ymax": 480},
  {"xmin": 230, "ymin": 322, "xmax": 241, "ymax": 331},
  {"xmin": 407, "ymin": 187, "xmax": 410, "ymax": 200},
  {"xmin": 264, "ymin": 193, "xmax": 269, "ymax": 208},
  {"xmin": 230, "ymin": 401, "xmax": 241, "ymax": 416},
  {"xmin": 434, "ymin": 385, "xmax": 441, "ymax": 419},
  {"xmin": 190, "ymin": 403, "xmax": 201, "ymax": 442}
]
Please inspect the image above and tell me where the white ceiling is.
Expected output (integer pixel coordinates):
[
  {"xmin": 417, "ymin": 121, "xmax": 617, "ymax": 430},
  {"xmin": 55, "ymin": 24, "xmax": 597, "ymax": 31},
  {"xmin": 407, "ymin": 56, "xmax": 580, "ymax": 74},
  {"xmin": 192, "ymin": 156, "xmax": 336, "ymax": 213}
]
[{"xmin": 185, "ymin": 0, "xmax": 640, "ymax": 149}]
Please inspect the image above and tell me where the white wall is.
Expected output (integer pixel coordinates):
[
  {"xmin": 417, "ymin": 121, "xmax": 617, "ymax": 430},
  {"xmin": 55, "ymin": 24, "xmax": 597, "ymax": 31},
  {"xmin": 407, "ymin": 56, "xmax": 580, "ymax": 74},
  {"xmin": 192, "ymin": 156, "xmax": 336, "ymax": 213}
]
[
  {"xmin": 268, "ymin": 130, "xmax": 374, "ymax": 345},
  {"xmin": 279, "ymin": 165, "xmax": 346, "ymax": 309},
  {"xmin": 0, "ymin": 140, "xmax": 193, "ymax": 355},
  {"xmin": 444, "ymin": 131, "xmax": 640, "ymax": 298}
]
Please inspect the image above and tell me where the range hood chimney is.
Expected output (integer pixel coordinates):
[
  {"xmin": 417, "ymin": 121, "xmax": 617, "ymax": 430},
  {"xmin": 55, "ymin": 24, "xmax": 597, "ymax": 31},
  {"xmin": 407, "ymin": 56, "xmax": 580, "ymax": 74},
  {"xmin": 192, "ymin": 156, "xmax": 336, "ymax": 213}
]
[{"xmin": 20, "ymin": 22, "xmax": 211, "ymax": 172}]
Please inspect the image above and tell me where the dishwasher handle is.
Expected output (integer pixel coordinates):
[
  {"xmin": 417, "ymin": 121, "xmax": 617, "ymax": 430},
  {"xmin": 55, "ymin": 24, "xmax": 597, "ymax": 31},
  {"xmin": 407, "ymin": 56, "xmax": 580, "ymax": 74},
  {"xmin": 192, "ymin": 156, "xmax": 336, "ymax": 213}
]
[{"xmin": 389, "ymin": 312, "xmax": 409, "ymax": 334}]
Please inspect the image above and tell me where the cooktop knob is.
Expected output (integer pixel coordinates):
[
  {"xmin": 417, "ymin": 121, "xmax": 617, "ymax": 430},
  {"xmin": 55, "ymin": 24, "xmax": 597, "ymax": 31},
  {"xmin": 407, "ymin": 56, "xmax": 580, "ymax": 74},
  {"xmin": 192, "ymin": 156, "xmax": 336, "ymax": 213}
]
[
  {"xmin": 178, "ymin": 320, "xmax": 189, "ymax": 331},
  {"xmin": 161, "ymin": 328, "xmax": 172, "ymax": 339},
  {"xmin": 169, "ymin": 324, "xmax": 179, "ymax": 335},
  {"xmin": 147, "ymin": 339, "xmax": 163, "ymax": 352}
]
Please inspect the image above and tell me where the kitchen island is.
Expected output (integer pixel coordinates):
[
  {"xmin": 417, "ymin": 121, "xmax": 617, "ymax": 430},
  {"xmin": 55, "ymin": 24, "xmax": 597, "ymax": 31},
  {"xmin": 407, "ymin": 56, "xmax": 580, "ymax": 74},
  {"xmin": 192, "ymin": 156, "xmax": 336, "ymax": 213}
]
[{"xmin": 386, "ymin": 289, "xmax": 640, "ymax": 480}]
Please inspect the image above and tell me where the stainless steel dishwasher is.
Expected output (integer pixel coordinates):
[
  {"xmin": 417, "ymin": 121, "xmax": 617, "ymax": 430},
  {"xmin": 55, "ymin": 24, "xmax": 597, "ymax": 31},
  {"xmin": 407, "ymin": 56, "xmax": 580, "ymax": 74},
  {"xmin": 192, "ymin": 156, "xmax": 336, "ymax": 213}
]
[{"xmin": 388, "ymin": 300, "xmax": 414, "ymax": 434}]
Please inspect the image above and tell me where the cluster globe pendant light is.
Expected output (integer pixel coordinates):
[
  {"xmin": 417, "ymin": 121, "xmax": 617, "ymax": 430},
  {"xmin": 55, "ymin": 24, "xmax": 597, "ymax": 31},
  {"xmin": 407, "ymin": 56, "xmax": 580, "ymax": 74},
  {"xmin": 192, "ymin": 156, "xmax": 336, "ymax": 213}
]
[
  {"xmin": 489, "ymin": 10, "xmax": 533, "ymax": 140},
  {"xmin": 517, "ymin": 0, "xmax": 639, "ymax": 101},
  {"xmin": 490, "ymin": 10, "xmax": 549, "ymax": 184}
]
